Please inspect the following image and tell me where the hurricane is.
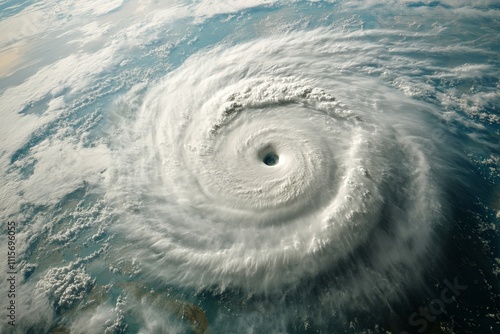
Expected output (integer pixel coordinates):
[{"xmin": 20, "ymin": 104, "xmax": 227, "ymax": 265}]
[
  {"xmin": 110, "ymin": 30, "xmax": 442, "ymax": 299},
  {"xmin": 0, "ymin": 1, "xmax": 499, "ymax": 333}
]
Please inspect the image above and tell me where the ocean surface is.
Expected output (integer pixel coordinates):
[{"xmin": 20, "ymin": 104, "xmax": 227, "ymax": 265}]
[{"xmin": 0, "ymin": 0, "xmax": 499, "ymax": 333}]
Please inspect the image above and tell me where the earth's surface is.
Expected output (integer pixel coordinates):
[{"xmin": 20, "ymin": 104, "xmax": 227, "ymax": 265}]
[{"xmin": 0, "ymin": 1, "xmax": 499, "ymax": 333}]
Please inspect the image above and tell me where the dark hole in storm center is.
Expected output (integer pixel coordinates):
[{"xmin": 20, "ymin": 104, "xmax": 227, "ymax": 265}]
[{"xmin": 263, "ymin": 152, "xmax": 279, "ymax": 166}]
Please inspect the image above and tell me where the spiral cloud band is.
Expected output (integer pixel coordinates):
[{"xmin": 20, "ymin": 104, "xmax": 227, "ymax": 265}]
[{"xmin": 112, "ymin": 29, "xmax": 442, "ymax": 307}]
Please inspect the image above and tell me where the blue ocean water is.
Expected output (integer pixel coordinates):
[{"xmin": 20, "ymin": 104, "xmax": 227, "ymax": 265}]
[{"xmin": 0, "ymin": 1, "xmax": 499, "ymax": 333}]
